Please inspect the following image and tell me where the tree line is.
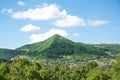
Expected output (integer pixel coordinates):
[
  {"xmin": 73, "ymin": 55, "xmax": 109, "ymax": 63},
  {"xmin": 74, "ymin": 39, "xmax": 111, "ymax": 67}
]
[{"xmin": 0, "ymin": 54, "xmax": 120, "ymax": 80}]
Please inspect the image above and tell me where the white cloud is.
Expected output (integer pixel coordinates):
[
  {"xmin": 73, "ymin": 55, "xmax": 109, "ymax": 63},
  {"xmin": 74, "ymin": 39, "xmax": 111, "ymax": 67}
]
[
  {"xmin": 12, "ymin": 3, "xmax": 86, "ymax": 27},
  {"xmin": 17, "ymin": 1, "xmax": 25, "ymax": 6},
  {"xmin": 36, "ymin": 3, "xmax": 49, "ymax": 8},
  {"xmin": 73, "ymin": 33, "xmax": 80, "ymax": 37},
  {"xmin": 11, "ymin": 3, "xmax": 109, "ymax": 27},
  {"xmin": 20, "ymin": 24, "xmax": 40, "ymax": 32},
  {"xmin": 88, "ymin": 20, "xmax": 109, "ymax": 26},
  {"xmin": 1, "ymin": 8, "xmax": 13, "ymax": 13},
  {"xmin": 54, "ymin": 15, "xmax": 86, "ymax": 27},
  {"xmin": 30, "ymin": 28, "xmax": 68, "ymax": 43},
  {"xmin": 12, "ymin": 4, "xmax": 66, "ymax": 20}
]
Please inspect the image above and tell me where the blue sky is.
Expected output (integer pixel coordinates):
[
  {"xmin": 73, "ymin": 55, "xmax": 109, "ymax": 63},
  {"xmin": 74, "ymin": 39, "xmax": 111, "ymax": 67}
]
[{"xmin": 0, "ymin": 0, "xmax": 120, "ymax": 49}]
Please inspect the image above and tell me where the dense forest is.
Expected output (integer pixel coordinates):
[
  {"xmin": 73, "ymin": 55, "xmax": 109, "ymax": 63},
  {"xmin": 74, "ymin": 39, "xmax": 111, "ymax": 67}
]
[
  {"xmin": 0, "ymin": 34, "xmax": 120, "ymax": 80},
  {"xmin": 0, "ymin": 54, "xmax": 120, "ymax": 80}
]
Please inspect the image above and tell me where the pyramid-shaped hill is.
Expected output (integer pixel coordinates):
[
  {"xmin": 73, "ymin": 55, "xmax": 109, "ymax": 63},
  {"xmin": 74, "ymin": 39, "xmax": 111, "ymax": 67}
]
[
  {"xmin": 18, "ymin": 34, "xmax": 79, "ymax": 58},
  {"xmin": 1, "ymin": 34, "xmax": 120, "ymax": 61},
  {"xmin": 17, "ymin": 34, "xmax": 120, "ymax": 59},
  {"xmin": 18, "ymin": 34, "xmax": 74, "ymax": 51}
]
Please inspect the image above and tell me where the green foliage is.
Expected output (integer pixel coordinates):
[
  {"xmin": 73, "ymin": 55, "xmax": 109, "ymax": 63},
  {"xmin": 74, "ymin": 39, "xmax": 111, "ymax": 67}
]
[
  {"xmin": 0, "ymin": 62, "xmax": 9, "ymax": 79},
  {"xmin": 0, "ymin": 49, "xmax": 26, "ymax": 60},
  {"xmin": 15, "ymin": 34, "xmax": 120, "ymax": 63},
  {"xmin": 0, "ymin": 75, "xmax": 7, "ymax": 80},
  {"xmin": 0, "ymin": 34, "xmax": 120, "ymax": 80},
  {"xmin": 0, "ymin": 34, "xmax": 120, "ymax": 64},
  {"xmin": 86, "ymin": 61, "xmax": 98, "ymax": 70},
  {"xmin": 0, "ymin": 54, "xmax": 120, "ymax": 80},
  {"xmin": 110, "ymin": 54, "xmax": 120, "ymax": 80}
]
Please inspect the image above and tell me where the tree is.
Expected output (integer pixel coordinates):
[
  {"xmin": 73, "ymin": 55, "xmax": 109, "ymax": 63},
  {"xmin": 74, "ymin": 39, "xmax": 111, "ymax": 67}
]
[
  {"xmin": 111, "ymin": 54, "xmax": 120, "ymax": 80},
  {"xmin": 9, "ymin": 58, "xmax": 30, "ymax": 80},
  {"xmin": 0, "ymin": 62, "xmax": 9, "ymax": 79},
  {"xmin": 86, "ymin": 67, "xmax": 110, "ymax": 80}
]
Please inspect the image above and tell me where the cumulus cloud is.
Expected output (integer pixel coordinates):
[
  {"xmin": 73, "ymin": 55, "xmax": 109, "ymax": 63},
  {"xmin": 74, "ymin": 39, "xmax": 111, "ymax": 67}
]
[
  {"xmin": 11, "ymin": 3, "xmax": 109, "ymax": 27},
  {"xmin": 20, "ymin": 24, "xmax": 40, "ymax": 32},
  {"xmin": 11, "ymin": 3, "xmax": 86, "ymax": 27},
  {"xmin": 17, "ymin": 1, "xmax": 25, "ymax": 6},
  {"xmin": 54, "ymin": 15, "xmax": 86, "ymax": 27},
  {"xmin": 1, "ymin": 8, "xmax": 13, "ymax": 13},
  {"xmin": 12, "ymin": 4, "xmax": 66, "ymax": 20},
  {"xmin": 30, "ymin": 28, "xmax": 68, "ymax": 43},
  {"xmin": 88, "ymin": 20, "xmax": 109, "ymax": 26},
  {"xmin": 73, "ymin": 33, "xmax": 80, "ymax": 37}
]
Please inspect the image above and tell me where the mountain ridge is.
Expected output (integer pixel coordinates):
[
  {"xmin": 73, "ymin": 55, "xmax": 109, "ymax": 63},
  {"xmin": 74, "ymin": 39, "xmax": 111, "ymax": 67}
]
[
  {"xmin": 0, "ymin": 34, "xmax": 120, "ymax": 63},
  {"xmin": 20, "ymin": 34, "xmax": 76, "ymax": 58},
  {"xmin": 17, "ymin": 34, "xmax": 73, "ymax": 51}
]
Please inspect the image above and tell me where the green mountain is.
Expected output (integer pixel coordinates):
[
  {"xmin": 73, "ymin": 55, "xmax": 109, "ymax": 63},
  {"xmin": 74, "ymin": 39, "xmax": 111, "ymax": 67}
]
[
  {"xmin": 0, "ymin": 48, "xmax": 25, "ymax": 60},
  {"xmin": 18, "ymin": 34, "xmax": 76, "ymax": 58},
  {"xmin": 0, "ymin": 34, "xmax": 120, "ymax": 63}
]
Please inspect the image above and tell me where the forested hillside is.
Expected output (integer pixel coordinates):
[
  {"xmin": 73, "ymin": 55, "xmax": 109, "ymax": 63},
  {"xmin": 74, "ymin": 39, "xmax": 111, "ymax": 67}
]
[
  {"xmin": 0, "ymin": 54, "xmax": 120, "ymax": 80},
  {"xmin": 0, "ymin": 49, "xmax": 25, "ymax": 60},
  {"xmin": 0, "ymin": 34, "xmax": 120, "ymax": 64}
]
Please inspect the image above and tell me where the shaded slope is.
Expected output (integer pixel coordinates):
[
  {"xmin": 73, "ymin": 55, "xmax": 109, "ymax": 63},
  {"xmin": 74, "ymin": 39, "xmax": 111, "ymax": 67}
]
[
  {"xmin": 18, "ymin": 34, "xmax": 112, "ymax": 59},
  {"xmin": 0, "ymin": 48, "xmax": 25, "ymax": 60},
  {"xmin": 3, "ymin": 34, "xmax": 120, "ymax": 61},
  {"xmin": 39, "ymin": 34, "xmax": 75, "ymax": 58},
  {"xmin": 18, "ymin": 34, "xmax": 76, "ymax": 58}
]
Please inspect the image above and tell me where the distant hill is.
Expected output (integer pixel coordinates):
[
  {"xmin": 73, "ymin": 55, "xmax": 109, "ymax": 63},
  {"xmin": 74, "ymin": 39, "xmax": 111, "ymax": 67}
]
[
  {"xmin": 0, "ymin": 34, "xmax": 120, "ymax": 63},
  {"xmin": 0, "ymin": 48, "xmax": 25, "ymax": 60},
  {"xmin": 17, "ymin": 34, "xmax": 76, "ymax": 58}
]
